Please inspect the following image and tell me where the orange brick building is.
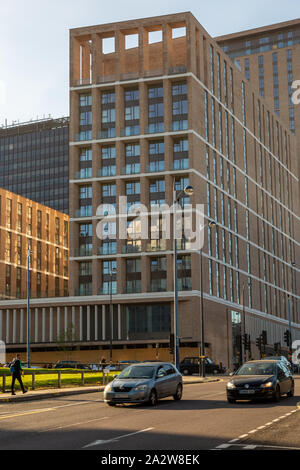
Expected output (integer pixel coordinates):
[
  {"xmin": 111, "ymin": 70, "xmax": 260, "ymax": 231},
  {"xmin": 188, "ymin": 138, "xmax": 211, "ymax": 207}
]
[{"xmin": 0, "ymin": 188, "xmax": 69, "ymax": 300}]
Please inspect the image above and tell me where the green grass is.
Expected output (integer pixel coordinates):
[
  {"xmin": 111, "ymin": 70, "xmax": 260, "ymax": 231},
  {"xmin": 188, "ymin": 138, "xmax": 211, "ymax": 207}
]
[{"xmin": 0, "ymin": 368, "xmax": 119, "ymax": 391}]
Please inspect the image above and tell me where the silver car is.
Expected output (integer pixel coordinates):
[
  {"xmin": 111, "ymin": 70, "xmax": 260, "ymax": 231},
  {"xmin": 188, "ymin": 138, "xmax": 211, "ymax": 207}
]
[{"xmin": 104, "ymin": 362, "xmax": 183, "ymax": 406}]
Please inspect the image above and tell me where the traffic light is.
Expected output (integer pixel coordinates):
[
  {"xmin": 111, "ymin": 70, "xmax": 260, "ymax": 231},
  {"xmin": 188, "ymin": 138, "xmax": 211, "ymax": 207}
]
[
  {"xmin": 261, "ymin": 330, "xmax": 267, "ymax": 346},
  {"xmin": 274, "ymin": 342, "xmax": 281, "ymax": 355},
  {"xmin": 242, "ymin": 334, "xmax": 251, "ymax": 351},
  {"xmin": 169, "ymin": 333, "xmax": 175, "ymax": 355},
  {"xmin": 256, "ymin": 336, "xmax": 261, "ymax": 348},
  {"xmin": 284, "ymin": 329, "xmax": 291, "ymax": 347}
]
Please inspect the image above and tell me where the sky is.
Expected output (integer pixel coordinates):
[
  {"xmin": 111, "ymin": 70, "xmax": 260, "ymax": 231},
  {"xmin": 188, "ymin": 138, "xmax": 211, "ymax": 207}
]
[{"xmin": 0, "ymin": 0, "xmax": 300, "ymax": 126}]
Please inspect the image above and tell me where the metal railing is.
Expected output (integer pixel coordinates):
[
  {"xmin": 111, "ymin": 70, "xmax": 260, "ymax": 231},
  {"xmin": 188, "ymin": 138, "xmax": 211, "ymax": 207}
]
[{"xmin": 0, "ymin": 368, "xmax": 118, "ymax": 392}]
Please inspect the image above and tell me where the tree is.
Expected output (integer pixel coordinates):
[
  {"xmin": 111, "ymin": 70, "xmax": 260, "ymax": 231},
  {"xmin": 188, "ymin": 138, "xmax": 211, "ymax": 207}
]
[{"xmin": 56, "ymin": 323, "xmax": 78, "ymax": 361}]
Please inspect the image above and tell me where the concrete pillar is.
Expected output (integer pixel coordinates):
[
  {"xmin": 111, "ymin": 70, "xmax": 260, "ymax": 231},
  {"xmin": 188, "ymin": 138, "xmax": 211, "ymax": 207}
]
[
  {"xmin": 34, "ymin": 308, "xmax": 38, "ymax": 343},
  {"xmin": 13, "ymin": 310, "xmax": 16, "ymax": 344},
  {"xmin": 118, "ymin": 304, "xmax": 121, "ymax": 340},
  {"xmin": 102, "ymin": 304, "xmax": 106, "ymax": 340}
]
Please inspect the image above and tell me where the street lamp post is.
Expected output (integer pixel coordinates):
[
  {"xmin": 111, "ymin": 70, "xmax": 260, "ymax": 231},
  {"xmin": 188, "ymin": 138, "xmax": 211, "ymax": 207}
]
[
  {"xmin": 241, "ymin": 281, "xmax": 247, "ymax": 365},
  {"xmin": 27, "ymin": 244, "xmax": 33, "ymax": 368},
  {"xmin": 199, "ymin": 220, "xmax": 216, "ymax": 378},
  {"xmin": 289, "ymin": 261, "xmax": 296, "ymax": 373},
  {"xmin": 173, "ymin": 183, "xmax": 194, "ymax": 370}
]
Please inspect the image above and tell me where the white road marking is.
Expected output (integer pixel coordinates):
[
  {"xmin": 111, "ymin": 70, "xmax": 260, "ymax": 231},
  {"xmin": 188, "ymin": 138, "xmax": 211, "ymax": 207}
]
[
  {"xmin": 82, "ymin": 427, "xmax": 154, "ymax": 448},
  {"xmin": 215, "ymin": 406, "xmax": 300, "ymax": 450}
]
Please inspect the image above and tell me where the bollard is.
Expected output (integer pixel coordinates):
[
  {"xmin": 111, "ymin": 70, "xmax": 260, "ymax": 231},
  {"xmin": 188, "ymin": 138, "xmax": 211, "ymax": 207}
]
[
  {"xmin": 81, "ymin": 371, "xmax": 84, "ymax": 386},
  {"xmin": 2, "ymin": 375, "xmax": 5, "ymax": 393},
  {"xmin": 58, "ymin": 371, "xmax": 61, "ymax": 388},
  {"xmin": 32, "ymin": 373, "xmax": 35, "ymax": 390}
]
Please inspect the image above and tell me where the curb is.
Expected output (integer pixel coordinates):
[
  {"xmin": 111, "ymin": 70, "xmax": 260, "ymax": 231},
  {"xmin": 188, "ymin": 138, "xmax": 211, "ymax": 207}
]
[
  {"xmin": 0, "ymin": 386, "xmax": 105, "ymax": 403},
  {"xmin": 0, "ymin": 377, "xmax": 221, "ymax": 403}
]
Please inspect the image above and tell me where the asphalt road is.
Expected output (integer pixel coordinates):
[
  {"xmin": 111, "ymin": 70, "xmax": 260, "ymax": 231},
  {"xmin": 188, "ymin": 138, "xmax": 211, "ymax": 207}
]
[{"xmin": 0, "ymin": 377, "xmax": 299, "ymax": 450}]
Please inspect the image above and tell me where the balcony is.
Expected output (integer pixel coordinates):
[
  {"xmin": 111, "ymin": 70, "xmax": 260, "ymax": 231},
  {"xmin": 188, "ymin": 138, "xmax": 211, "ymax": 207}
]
[
  {"xmin": 74, "ymin": 207, "xmax": 93, "ymax": 218},
  {"xmin": 97, "ymin": 245, "xmax": 117, "ymax": 256},
  {"xmin": 74, "ymin": 287, "xmax": 93, "ymax": 296},
  {"xmin": 146, "ymin": 240, "xmax": 167, "ymax": 252},
  {"xmin": 172, "ymin": 159, "xmax": 189, "ymax": 171},
  {"xmin": 169, "ymin": 65, "xmax": 187, "ymax": 75},
  {"xmin": 122, "ymin": 243, "xmax": 142, "ymax": 254},
  {"xmin": 120, "ymin": 126, "xmax": 140, "ymax": 137},
  {"xmin": 149, "ymin": 282, "xmax": 167, "ymax": 293},
  {"xmin": 144, "ymin": 69, "xmax": 163, "ymax": 78},
  {"xmin": 121, "ymin": 72, "xmax": 139, "ymax": 81},
  {"xmin": 97, "ymin": 75, "xmax": 116, "ymax": 84},
  {"xmin": 74, "ymin": 78, "xmax": 92, "ymax": 87},
  {"xmin": 171, "ymin": 120, "xmax": 188, "ymax": 132},
  {"xmin": 73, "ymin": 247, "xmax": 93, "ymax": 257},
  {"xmin": 146, "ymin": 161, "xmax": 165, "ymax": 173},
  {"xmin": 74, "ymin": 168, "xmax": 92, "ymax": 179},
  {"xmin": 98, "ymin": 166, "xmax": 116, "ymax": 177},
  {"xmin": 121, "ymin": 164, "xmax": 140, "ymax": 175},
  {"xmin": 98, "ymin": 128, "xmax": 116, "ymax": 139},
  {"xmin": 144, "ymin": 123, "xmax": 164, "ymax": 134}
]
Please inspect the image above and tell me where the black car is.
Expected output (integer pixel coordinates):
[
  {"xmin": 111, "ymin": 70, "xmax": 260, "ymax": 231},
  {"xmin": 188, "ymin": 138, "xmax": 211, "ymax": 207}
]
[
  {"xmin": 226, "ymin": 360, "xmax": 294, "ymax": 403},
  {"xmin": 180, "ymin": 357, "xmax": 225, "ymax": 375}
]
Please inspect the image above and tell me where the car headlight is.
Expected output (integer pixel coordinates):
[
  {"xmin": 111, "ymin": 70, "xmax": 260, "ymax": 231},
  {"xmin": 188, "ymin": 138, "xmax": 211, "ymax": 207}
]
[
  {"xmin": 227, "ymin": 381, "xmax": 236, "ymax": 389},
  {"xmin": 260, "ymin": 381, "xmax": 273, "ymax": 388},
  {"xmin": 134, "ymin": 385, "xmax": 148, "ymax": 391},
  {"xmin": 104, "ymin": 383, "xmax": 113, "ymax": 392}
]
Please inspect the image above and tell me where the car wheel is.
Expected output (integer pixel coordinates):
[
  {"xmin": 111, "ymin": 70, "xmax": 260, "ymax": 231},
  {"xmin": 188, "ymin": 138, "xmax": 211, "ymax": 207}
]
[
  {"xmin": 173, "ymin": 383, "xmax": 183, "ymax": 401},
  {"xmin": 273, "ymin": 385, "xmax": 281, "ymax": 402},
  {"xmin": 107, "ymin": 402, "xmax": 116, "ymax": 407},
  {"xmin": 182, "ymin": 369, "xmax": 189, "ymax": 376},
  {"xmin": 149, "ymin": 389, "xmax": 158, "ymax": 406},
  {"xmin": 287, "ymin": 385, "xmax": 294, "ymax": 397},
  {"xmin": 227, "ymin": 398, "xmax": 236, "ymax": 404}
]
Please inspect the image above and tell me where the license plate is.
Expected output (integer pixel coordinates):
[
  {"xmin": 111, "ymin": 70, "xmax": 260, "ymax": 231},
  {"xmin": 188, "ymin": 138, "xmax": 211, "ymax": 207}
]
[
  {"xmin": 239, "ymin": 390, "xmax": 255, "ymax": 394},
  {"xmin": 115, "ymin": 393, "xmax": 129, "ymax": 398}
]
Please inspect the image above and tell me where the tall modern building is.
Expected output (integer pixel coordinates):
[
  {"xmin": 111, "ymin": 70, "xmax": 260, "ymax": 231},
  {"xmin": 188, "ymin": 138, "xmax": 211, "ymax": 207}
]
[
  {"xmin": 0, "ymin": 117, "xmax": 69, "ymax": 214},
  {"xmin": 215, "ymin": 19, "xmax": 300, "ymax": 179},
  {"xmin": 67, "ymin": 12, "xmax": 300, "ymax": 366}
]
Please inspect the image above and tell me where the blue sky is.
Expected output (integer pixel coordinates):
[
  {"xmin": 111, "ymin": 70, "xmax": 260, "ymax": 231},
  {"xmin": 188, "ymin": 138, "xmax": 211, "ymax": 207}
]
[{"xmin": 0, "ymin": 0, "xmax": 299, "ymax": 126}]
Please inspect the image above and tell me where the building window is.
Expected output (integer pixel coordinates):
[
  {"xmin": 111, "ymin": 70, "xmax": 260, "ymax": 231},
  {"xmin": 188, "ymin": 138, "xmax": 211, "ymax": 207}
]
[{"xmin": 172, "ymin": 82, "xmax": 188, "ymax": 131}]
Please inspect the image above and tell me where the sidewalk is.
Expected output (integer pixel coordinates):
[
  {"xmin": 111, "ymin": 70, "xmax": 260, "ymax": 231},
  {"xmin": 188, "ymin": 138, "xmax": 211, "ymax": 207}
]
[{"xmin": 0, "ymin": 375, "xmax": 222, "ymax": 403}]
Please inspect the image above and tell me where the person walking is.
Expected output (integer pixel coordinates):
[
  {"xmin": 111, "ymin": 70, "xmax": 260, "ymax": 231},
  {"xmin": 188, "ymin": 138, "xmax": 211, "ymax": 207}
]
[{"xmin": 10, "ymin": 354, "xmax": 27, "ymax": 395}]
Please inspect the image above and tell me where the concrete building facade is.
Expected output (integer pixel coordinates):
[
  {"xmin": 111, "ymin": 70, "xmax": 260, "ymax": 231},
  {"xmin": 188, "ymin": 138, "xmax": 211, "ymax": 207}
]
[{"xmin": 0, "ymin": 117, "xmax": 69, "ymax": 214}]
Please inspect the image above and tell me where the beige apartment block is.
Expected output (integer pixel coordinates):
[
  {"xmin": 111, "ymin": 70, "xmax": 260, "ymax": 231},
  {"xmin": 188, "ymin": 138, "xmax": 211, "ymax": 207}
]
[
  {"xmin": 215, "ymin": 18, "xmax": 300, "ymax": 186},
  {"xmin": 0, "ymin": 13, "xmax": 299, "ymax": 367}
]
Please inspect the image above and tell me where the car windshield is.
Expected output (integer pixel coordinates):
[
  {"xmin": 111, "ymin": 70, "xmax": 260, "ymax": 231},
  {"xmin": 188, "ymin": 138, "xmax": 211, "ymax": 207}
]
[
  {"xmin": 117, "ymin": 366, "xmax": 155, "ymax": 379},
  {"xmin": 235, "ymin": 363, "xmax": 276, "ymax": 376}
]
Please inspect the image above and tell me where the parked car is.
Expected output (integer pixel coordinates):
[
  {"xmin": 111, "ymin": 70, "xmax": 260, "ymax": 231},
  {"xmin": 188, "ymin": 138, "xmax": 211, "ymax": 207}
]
[
  {"xmin": 226, "ymin": 359, "xmax": 294, "ymax": 403},
  {"xmin": 119, "ymin": 360, "xmax": 139, "ymax": 370},
  {"xmin": 180, "ymin": 357, "xmax": 225, "ymax": 375},
  {"xmin": 104, "ymin": 362, "xmax": 183, "ymax": 406},
  {"xmin": 266, "ymin": 355, "xmax": 292, "ymax": 372},
  {"xmin": 54, "ymin": 360, "xmax": 90, "ymax": 370}
]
